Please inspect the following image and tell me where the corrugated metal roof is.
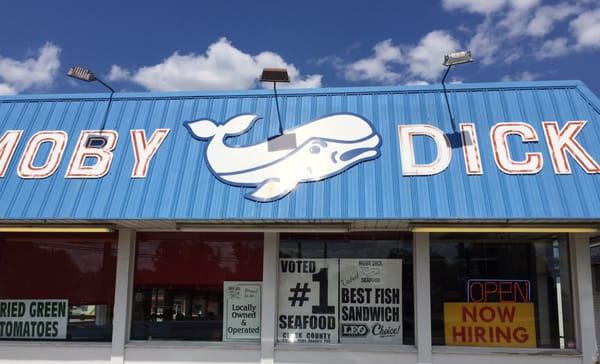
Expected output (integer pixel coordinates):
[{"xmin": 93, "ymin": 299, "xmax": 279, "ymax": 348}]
[{"xmin": 0, "ymin": 80, "xmax": 599, "ymax": 221}]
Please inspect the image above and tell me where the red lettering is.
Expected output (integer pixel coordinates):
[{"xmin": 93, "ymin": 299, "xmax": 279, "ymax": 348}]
[
  {"xmin": 469, "ymin": 282, "xmax": 484, "ymax": 302},
  {"xmin": 479, "ymin": 306, "xmax": 495, "ymax": 322},
  {"xmin": 513, "ymin": 327, "xmax": 529, "ymax": 343},
  {"xmin": 462, "ymin": 306, "xmax": 478, "ymax": 322},
  {"xmin": 452, "ymin": 326, "xmax": 466, "ymax": 343},
  {"xmin": 484, "ymin": 282, "xmax": 498, "ymax": 302},
  {"xmin": 514, "ymin": 281, "xmax": 529, "ymax": 302},
  {"xmin": 499, "ymin": 282, "xmax": 513, "ymax": 302},
  {"xmin": 497, "ymin": 305, "xmax": 516, "ymax": 322},
  {"xmin": 474, "ymin": 327, "xmax": 486, "ymax": 343},
  {"xmin": 495, "ymin": 326, "xmax": 511, "ymax": 343}
]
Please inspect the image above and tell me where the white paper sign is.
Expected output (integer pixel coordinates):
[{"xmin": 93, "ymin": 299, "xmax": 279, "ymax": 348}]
[
  {"xmin": 278, "ymin": 259, "xmax": 338, "ymax": 343},
  {"xmin": 339, "ymin": 259, "xmax": 402, "ymax": 344},
  {"xmin": 223, "ymin": 282, "xmax": 261, "ymax": 341},
  {"xmin": 0, "ymin": 299, "xmax": 68, "ymax": 339}
]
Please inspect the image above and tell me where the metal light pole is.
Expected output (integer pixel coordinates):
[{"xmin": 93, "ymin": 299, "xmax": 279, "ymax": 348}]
[
  {"xmin": 440, "ymin": 51, "xmax": 473, "ymax": 131},
  {"xmin": 260, "ymin": 68, "xmax": 297, "ymax": 151},
  {"xmin": 67, "ymin": 66, "xmax": 115, "ymax": 147}
]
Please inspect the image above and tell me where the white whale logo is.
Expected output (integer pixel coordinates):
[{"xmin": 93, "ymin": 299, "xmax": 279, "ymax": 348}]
[{"xmin": 184, "ymin": 113, "xmax": 381, "ymax": 202}]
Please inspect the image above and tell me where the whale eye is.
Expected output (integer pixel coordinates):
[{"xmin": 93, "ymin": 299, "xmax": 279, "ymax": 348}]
[{"xmin": 309, "ymin": 145, "xmax": 321, "ymax": 154}]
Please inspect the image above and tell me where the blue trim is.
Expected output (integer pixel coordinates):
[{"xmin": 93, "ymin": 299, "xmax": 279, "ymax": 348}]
[
  {"xmin": 0, "ymin": 80, "xmax": 586, "ymax": 102},
  {"xmin": 575, "ymin": 82, "xmax": 600, "ymax": 117}
]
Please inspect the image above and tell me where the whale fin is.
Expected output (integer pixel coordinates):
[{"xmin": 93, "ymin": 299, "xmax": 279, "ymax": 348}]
[
  {"xmin": 222, "ymin": 114, "xmax": 260, "ymax": 136},
  {"xmin": 185, "ymin": 119, "xmax": 218, "ymax": 140},
  {"xmin": 246, "ymin": 177, "xmax": 299, "ymax": 202}
]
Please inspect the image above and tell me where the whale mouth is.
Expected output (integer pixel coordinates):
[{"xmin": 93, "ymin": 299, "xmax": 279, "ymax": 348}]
[
  {"xmin": 339, "ymin": 147, "xmax": 377, "ymax": 161},
  {"xmin": 338, "ymin": 133, "xmax": 380, "ymax": 162}
]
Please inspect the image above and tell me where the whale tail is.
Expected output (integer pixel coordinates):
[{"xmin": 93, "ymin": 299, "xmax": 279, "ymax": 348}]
[
  {"xmin": 185, "ymin": 119, "xmax": 218, "ymax": 140},
  {"xmin": 185, "ymin": 114, "xmax": 260, "ymax": 140}
]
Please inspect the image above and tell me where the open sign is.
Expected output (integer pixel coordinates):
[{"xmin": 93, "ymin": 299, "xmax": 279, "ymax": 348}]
[{"xmin": 467, "ymin": 280, "xmax": 531, "ymax": 303}]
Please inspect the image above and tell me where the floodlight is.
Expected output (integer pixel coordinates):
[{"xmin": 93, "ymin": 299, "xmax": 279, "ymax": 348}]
[
  {"xmin": 260, "ymin": 68, "xmax": 290, "ymax": 83},
  {"xmin": 260, "ymin": 68, "xmax": 296, "ymax": 150},
  {"xmin": 66, "ymin": 65, "xmax": 116, "ymax": 145},
  {"xmin": 67, "ymin": 65, "xmax": 114, "ymax": 92},
  {"xmin": 443, "ymin": 51, "xmax": 473, "ymax": 67},
  {"xmin": 67, "ymin": 66, "xmax": 97, "ymax": 82},
  {"xmin": 440, "ymin": 51, "xmax": 474, "ymax": 133}
]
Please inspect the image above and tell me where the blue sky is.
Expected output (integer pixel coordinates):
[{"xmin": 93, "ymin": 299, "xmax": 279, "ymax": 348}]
[{"xmin": 0, "ymin": 0, "xmax": 599, "ymax": 95}]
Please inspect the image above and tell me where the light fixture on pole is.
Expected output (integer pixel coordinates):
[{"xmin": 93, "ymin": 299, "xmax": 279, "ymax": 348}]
[
  {"xmin": 260, "ymin": 68, "xmax": 297, "ymax": 151},
  {"xmin": 440, "ymin": 51, "xmax": 473, "ymax": 132},
  {"xmin": 443, "ymin": 51, "xmax": 473, "ymax": 68},
  {"xmin": 67, "ymin": 66, "xmax": 115, "ymax": 148}
]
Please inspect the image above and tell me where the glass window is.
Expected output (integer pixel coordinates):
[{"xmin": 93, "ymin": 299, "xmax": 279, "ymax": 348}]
[
  {"xmin": 430, "ymin": 233, "xmax": 575, "ymax": 349},
  {"xmin": 278, "ymin": 232, "xmax": 413, "ymax": 345},
  {"xmin": 0, "ymin": 233, "xmax": 118, "ymax": 341},
  {"xmin": 131, "ymin": 233, "xmax": 263, "ymax": 341}
]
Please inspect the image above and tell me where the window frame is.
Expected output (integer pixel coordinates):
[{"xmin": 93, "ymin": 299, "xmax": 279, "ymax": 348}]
[
  {"xmin": 129, "ymin": 231, "xmax": 264, "ymax": 343},
  {"xmin": 428, "ymin": 231, "xmax": 578, "ymax": 352},
  {"xmin": 274, "ymin": 231, "xmax": 417, "ymax": 349}
]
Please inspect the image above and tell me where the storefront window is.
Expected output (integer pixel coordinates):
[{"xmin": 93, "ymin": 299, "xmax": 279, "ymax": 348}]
[
  {"xmin": 278, "ymin": 232, "xmax": 414, "ymax": 345},
  {"xmin": 430, "ymin": 233, "xmax": 575, "ymax": 349},
  {"xmin": 131, "ymin": 233, "xmax": 263, "ymax": 341},
  {"xmin": 0, "ymin": 233, "xmax": 117, "ymax": 341}
]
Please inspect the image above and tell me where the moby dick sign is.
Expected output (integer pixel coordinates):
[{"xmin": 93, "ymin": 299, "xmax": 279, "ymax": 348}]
[{"xmin": 0, "ymin": 113, "xmax": 599, "ymax": 203}]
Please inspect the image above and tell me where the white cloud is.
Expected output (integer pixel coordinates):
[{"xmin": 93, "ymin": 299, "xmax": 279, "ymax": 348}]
[
  {"xmin": 254, "ymin": 51, "xmax": 322, "ymax": 89},
  {"xmin": 0, "ymin": 42, "xmax": 60, "ymax": 94},
  {"xmin": 121, "ymin": 38, "xmax": 321, "ymax": 91},
  {"xmin": 536, "ymin": 37, "xmax": 570, "ymax": 59},
  {"xmin": 343, "ymin": 31, "xmax": 460, "ymax": 85},
  {"xmin": 498, "ymin": 2, "xmax": 539, "ymax": 38},
  {"xmin": 407, "ymin": 30, "xmax": 461, "ymax": 81},
  {"xmin": 453, "ymin": 0, "xmax": 594, "ymax": 66},
  {"xmin": 0, "ymin": 83, "xmax": 16, "ymax": 95},
  {"xmin": 405, "ymin": 80, "xmax": 429, "ymax": 86},
  {"xmin": 283, "ymin": 74, "xmax": 322, "ymax": 88},
  {"xmin": 442, "ymin": 0, "xmax": 538, "ymax": 14},
  {"xmin": 526, "ymin": 3, "xmax": 580, "ymax": 37},
  {"xmin": 107, "ymin": 65, "xmax": 131, "ymax": 82},
  {"xmin": 442, "ymin": 0, "xmax": 507, "ymax": 14},
  {"xmin": 344, "ymin": 39, "xmax": 402, "ymax": 84},
  {"xmin": 467, "ymin": 21, "xmax": 499, "ymax": 66},
  {"xmin": 570, "ymin": 9, "xmax": 600, "ymax": 49},
  {"xmin": 501, "ymin": 71, "xmax": 539, "ymax": 82}
]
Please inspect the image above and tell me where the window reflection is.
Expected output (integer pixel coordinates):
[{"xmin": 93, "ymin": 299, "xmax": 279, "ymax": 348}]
[
  {"xmin": 0, "ymin": 234, "xmax": 117, "ymax": 341},
  {"xmin": 131, "ymin": 233, "xmax": 263, "ymax": 341}
]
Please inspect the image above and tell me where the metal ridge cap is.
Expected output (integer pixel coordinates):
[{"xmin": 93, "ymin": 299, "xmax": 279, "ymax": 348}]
[{"xmin": 0, "ymin": 80, "xmax": 584, "ymax": 103}]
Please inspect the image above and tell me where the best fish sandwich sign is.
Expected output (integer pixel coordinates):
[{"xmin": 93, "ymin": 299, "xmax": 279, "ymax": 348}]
[{"xmin": 0, "ymin": 113, "xmax": 598, "ymax": 203}]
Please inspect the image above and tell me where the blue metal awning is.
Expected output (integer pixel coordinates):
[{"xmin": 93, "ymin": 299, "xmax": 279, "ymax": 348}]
[{"xmin": 0, "ymin": 80, "xmax": 599, "ymax": 221}]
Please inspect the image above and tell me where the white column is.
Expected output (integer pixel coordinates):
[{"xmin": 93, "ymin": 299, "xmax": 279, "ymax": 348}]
[
  {"xmin": 261, "ymin": 232, "xmax": 279, "ymax": 364},
  {"xmin": 570, "ymin": 233, "xmax": 598, "ymax": 364},
  {"xmin": 414, "ymin": 232, "xmax": 432, "ymax": 364},
  {"xmin": 110, "ymin": 229, "xmax": 136, "ymax": 364}
]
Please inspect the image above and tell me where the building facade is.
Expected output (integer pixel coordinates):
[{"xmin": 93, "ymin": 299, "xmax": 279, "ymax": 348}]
[{"xmin": 0, "ymin": 80, "xmax": 598, "ymax": 364}]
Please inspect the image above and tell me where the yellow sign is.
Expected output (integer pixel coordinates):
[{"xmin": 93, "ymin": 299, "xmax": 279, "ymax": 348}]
[{"xmin": 444, "ymin": 302, "xmax": 536, "ymax": 348}]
